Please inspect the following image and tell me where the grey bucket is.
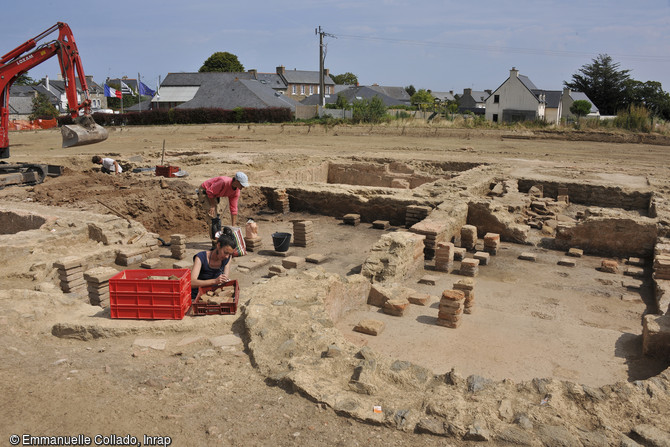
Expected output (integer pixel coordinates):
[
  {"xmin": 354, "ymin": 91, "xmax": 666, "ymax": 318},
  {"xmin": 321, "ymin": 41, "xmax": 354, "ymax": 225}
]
[{"xmin": 272, "ymin": 232, "xmax": 291, "ymax": 252}]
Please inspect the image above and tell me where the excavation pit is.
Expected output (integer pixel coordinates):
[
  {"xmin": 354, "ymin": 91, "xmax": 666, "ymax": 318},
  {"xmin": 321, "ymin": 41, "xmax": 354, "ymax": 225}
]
[{"xmin": 0, "ymin": 210, "xmax": 47, "ymax": 234}]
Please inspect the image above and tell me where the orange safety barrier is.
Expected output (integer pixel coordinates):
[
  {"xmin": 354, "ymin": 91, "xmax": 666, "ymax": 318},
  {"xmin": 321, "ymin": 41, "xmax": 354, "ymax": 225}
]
[{"xmin": 8, "ymin": 118, "xmax": 58, "ymax": 131}]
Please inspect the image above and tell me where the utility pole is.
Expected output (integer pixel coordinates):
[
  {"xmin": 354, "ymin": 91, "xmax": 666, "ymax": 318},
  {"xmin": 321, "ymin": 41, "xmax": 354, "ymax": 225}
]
[{"xmin": 315, "ymin": 26, "xmax": 335, "ymax": 107}]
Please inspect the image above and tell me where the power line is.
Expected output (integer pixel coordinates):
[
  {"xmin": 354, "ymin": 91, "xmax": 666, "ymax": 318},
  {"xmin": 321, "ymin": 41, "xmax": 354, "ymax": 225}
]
[{"xmin": 334, "ymin": 33, "xmax": 670, "ymax": 62}]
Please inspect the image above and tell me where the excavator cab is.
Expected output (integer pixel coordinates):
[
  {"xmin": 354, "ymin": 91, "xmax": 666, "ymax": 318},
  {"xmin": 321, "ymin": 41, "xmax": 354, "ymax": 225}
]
[{"xmin": 61, "ymin": 114, "xmax": 108, "ymax": 148}]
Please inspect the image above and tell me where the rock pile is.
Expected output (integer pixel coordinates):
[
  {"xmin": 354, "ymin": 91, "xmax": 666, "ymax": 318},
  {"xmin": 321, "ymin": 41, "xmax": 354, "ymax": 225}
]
[{"xmin": 437, "ymin": 289, "xmax": 465, "ymax": 328}]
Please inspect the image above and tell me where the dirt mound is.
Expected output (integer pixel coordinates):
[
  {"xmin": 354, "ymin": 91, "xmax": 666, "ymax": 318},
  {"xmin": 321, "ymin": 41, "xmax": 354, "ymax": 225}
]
[{"xmin": 29, "ymin": 169, "xmax": 207, "ymax": 238}]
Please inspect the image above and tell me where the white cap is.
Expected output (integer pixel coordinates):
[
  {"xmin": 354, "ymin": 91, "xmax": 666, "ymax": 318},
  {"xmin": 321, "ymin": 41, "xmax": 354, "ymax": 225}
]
[{"xmin": 235, "ymin": 172, "xmax": 249, "ymax": 187}]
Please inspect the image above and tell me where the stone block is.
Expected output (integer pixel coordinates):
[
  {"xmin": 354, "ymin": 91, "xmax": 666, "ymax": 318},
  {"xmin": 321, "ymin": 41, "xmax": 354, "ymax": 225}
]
[
  {"xmin": 354, "ymin": 319, "xmax": 385, "ymax": 336},
  {"xmin": 624, "ymin": 266, "xmax": 645, "ymax": 279},
  {"xmin": 558, "ymin": 258, "xmax": 576, "ymax": 267},
  {"xmin": 141, "ymin": 258, "xmax": 161, "ymax": 269},
  {"xmin": 306, "ymin": 253, "xmax": 328, "ymax": 264},
  {"xmin": 453, "ymin": 247, "xmax": 467, "ymax": 261},
  {"xmin": 372, "ymin": 220, "xmax": 390, "ymax": 230},
  {"xmin": 436, "ymin": 318, "xmax": 461, "ymax": 328},
  {"xmin": 383, "ymin": 298, "xmax": 410, "ymax": 316},
  {"xmin": 441, "ymin": 289, "xmax": 465, "ymax": 302},
  {"xmin": 172, "ymin": 260, "xmax": 192, "ymax": 269},
  {"xmin": 519, "ymin": 252, "xmax": 536, "ymax": 262},
  {"xmin": 567, "ymin": 248, "xmax": 583, "ymax": 257},
  {"xmin": 269, "ymin": 264, "xmax": 286, "ymax": 274},
  {"xmin": 408, "ymin": 293, "xmax": 431, "ymax": 306},
  {"xmin": 418, "ymin": 275, "xmax": 438, "ymax": 285},
  {"xmin": 53, "ymin": 256, "xmax": 83, "ymax": 270},
  {"xmin": 627, "ymin": 257, "xmax": 646, "ymax": 267},
  {"xmin": 282, "ymin": 256, "xmax": 305, "ymax": 269},
  {"xmin": 601, "ymin": 259, "xmax": 619, "ymax": 273},
  {"xmin": 83, "ymin": 267, "xmax": 119, "ymax": 284},
  {"xmin": 642, "ymin": 314, "xmax": 670, "ymax": 358},
  {"xmin": 473, "ymin": 252, "xmax": 490, "ymax": 266}
]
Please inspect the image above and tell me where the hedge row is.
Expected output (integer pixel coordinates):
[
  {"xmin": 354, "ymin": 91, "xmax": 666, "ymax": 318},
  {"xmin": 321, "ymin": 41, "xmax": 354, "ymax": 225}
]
[{"xmin": 57, "ymin": 107, "xmax": 293, "ymax": 127}]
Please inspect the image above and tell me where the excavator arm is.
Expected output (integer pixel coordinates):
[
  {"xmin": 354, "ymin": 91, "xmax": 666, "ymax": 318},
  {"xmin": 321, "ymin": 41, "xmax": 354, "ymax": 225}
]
[{"xmin": 0, "ymin": 22, "xmax": 108, "ymax": 159}]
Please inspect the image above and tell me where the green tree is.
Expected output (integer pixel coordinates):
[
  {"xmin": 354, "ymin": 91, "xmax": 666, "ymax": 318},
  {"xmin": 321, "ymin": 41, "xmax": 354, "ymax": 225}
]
[
  {"xmin": 15, "ymin": 72, "xmax": 37, "ymax": 86},
  {"xmin": 332, "ymin": 72, "xmax": 358, "ymax": 85},
  {"xmin": 410, "ymin": 89, "xmax": 433, "ymax": 111},
  {"xmin": 564, "ymin": 54, "xmax": 631, "ymax": 115},
  {"xmin": 29, "ymin": 92, "xmax": 59, "ymax": 120},
  {"xmin": 335, "ymin": 94, "xmax": 349, "ymax": 109},
  {"xmin": 405, "ymin": 85, "xmax": 416, "ymax": 96},
  {"xmin": 351, "ymin": 96, "xmax": 387, "ymax": 123},
  {"xmin": 570, "ymin": 100, "xmax": 592, "ymax": 119},
  {"xmin": 199, "ymin": 52, "xmax": 244, "ymax": 72},
  {"xmin": 622, "ymin": 80, "xmax": 670, "ymax": 120}
]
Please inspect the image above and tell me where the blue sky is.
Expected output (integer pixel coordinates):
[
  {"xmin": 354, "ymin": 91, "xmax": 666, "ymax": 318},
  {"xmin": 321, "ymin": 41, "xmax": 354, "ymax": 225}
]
[{"xmin": 5, "ymin": 1, "xmax": 670, "ymax": 94}]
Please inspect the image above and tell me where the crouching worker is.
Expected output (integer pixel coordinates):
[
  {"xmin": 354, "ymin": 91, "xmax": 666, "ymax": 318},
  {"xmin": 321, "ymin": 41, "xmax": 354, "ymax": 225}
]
[
  {"xmin": 92, "ymin": 155, "xmax": 123, "ymax": 175},
  {"xmin": 197, "ymin": 172, "xmax": 249, "ymax": 243},
  {"xmin": 190, "ymin": 227, "xmax": 236, "ymax": 301}
]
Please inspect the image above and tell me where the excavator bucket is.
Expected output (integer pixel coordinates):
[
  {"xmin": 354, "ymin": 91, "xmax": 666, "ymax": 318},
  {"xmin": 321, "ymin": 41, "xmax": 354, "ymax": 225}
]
[{"xmin": 61, "ymin": 115, "xmax": 108, "ymax": 148}]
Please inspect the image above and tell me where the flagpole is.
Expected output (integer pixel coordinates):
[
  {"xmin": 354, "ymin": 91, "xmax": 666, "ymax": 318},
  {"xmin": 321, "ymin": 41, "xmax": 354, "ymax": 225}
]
[{"xmin": 120, "ymin": 78, "xmax": 124, "ymax": 114}]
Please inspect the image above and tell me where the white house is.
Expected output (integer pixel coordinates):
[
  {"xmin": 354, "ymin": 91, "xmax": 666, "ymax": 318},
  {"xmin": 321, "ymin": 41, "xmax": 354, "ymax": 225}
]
[{"xmin": 485, "ymin": 67, "xmax": 544, "ymax": 123}]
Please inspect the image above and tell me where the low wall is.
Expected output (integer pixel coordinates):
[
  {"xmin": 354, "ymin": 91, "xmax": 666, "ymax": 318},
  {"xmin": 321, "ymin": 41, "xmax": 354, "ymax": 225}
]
[
  {"xmin": 327, "ymin": 162, "xmax": 438, "ymax": 189},
  {"xmin": 518, "ymin": 179, "xmax": 651, "ymax": 211}
]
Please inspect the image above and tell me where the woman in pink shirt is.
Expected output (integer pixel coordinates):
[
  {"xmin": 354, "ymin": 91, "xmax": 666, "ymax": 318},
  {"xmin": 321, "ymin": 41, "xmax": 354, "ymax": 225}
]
[{"xmin": 197, "ymin": 172, "xmax": 249, "ymax": 241}]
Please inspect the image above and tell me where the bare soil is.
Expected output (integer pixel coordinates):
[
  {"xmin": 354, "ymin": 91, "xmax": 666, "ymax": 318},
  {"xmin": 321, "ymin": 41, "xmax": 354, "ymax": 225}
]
[{"xmin": 1, "ymin": 123, "xmax": 669, "ymax": 446}]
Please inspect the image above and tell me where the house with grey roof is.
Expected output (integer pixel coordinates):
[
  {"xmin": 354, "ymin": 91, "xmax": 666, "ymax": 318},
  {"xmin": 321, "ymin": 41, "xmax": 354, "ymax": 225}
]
[
  {"xmin": 484, "ymin": 67, "xmax": 599, "ymax": 124},
  {"xmin": 458, "ymin": 88, "xmax": 490, "ymax": 115},
  {"xmin": 301, "ymin": 85, "xmax": 407, "ymax": 107},
  {"xmin": 561, "ymin": 88, "xmax": 599, "ymax": 120},
  {"xmin": 432, "ymin": 91, "xmax": 457, "ymax": 103},
  {"xmin": 367, "ymin": 85, "xmax": 411, "ymax": 105},
  {"xmin": 152, "ymin": 72, "xmax": 300, "ymax": 113},
  {"xmin": 8, "ymin": 84, "xmax": 61, "ymax": 119},
  {"xmin": 277, "ymin": 65, "xmax": 335, "ymax": 101},
  {"xmin": 247, "ymin": 70, "xmax": 287, "ymax": 94},
  {"xmin": 485, "ymin": 68, "xmax": 545, "ymax": 123},
  {"xmin": 38, "ymin": 75, "xmax": 106, "ymax": 112}
]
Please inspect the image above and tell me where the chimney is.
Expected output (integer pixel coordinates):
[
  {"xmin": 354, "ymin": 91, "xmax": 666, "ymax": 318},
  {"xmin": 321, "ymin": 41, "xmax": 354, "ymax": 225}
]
[
  {"xmin": 45, "ymin": 75, "xmax": 50, "ymax": 92},
  {"xmin": 510, "ymin": 67, "xmax": 519, "ymax": 78},
  {"xmin": 464, "ymin": 88, "xmax": 472, "ymax": 95},
  {"xmin": 449, "ymin": 90, "xmax": 453, "ymax": 95},
  {"xmin": 484, "ymin": 89, "xmax": 492, "ymax": 95},
  {"xmin": 248, "ymin": 69, "xmax": 257, "ymax": 78},
  {"xmin": 324, "ymin": 68, "xmax": 329, "ymax": 77},
  {"xmin": 276, "ymin": 65, "xmax": 285, "ymax": 76},
  {"xmin": 563, "ymin": 87, "xmax": 570, "ymax": 95}
]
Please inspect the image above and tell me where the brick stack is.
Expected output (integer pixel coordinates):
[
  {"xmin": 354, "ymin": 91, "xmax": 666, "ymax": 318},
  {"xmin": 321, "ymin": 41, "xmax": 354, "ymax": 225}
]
[
  {"xmin": 453, "ymin": 247, "xmax": 467, "ymax": 261},
  {"xmin": 601, "ymin": 259, "xmax": 619, "ymax": 273},
  {"xmin": 453, "ymin": 278, "xmax": 475, "ymax": 314},
  {"xmin": 410, "ymin": 220, "xmax": 447, "ymax": 260},
  {"xmin": 273, "ymin": 189, "xmax": 290, "ymax": 214},
  {"xmin": 434, "ymin": 241, "xmax": 455, "ymax": 273},
  {"xmin": 653, "ymin": 255, "xmax": 670, "ymax": 280},
  {"xmin": 437, "ymin": 289, "xmax": 465, "ymax": 328},
  {"xmin": 372, "ymin": 220, "xmax": 390, "ymax": 230},
  {"xmin": 292, "ymin": 220, "xmax": 314, "ymax": 247},
  {"xmin": 170, "ymin": 234, "xmax": 187, "ymax": 260},
  {"xmin": 244, "ymin": 236, "xmax": 263, "ymax": 252},
  {"xmin": 405, "ymin": 205, "xmax": 431, "ymax": 228},
  {"xmin": 116, "ymin": 234, "xmax": 161, "ymax": 266},
  {"xmin": 54, "ymin": 256, "xmax": 85, "ymax": 294},
  {"xmin": 460, "ymin": 258, "xmax": 480, "ymax": 277},
  {"xmin": 83, "ymin": 266, "xmax": 118, "ymax": 307},
  {"xmin": 343, "ymin": 214, "xmax": 360, "ymax": 226},
  {"xmin": 460, "ymin": 225, "xmax": 478, "ymax": 250},
  {"xmin": 483, "ymin": 233, "xmax": 500, "ymax": 255},
  {"xmin": 473, "ymin": 251, "xmax": 490, "ymax": 266}
]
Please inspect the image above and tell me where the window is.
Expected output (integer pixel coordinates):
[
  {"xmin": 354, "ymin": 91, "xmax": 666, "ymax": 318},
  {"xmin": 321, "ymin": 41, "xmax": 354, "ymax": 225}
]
[
  {"xmin": 494, "ymin": 95, "xmax": 500, "ymax": 103},
  {"xmin": 301, "ymin": 85, "xmax": 305, "ymax": 95},
  {"xmin": 492, "ymin": 114, "xmax": 498, "ymax": 123},
  {"xmin": 292, "ymin": 85, "xmax": 296, "ymax": 94},
  {"xmin": 326, "ymin": 86, "xmax": 331, "ymax": 94},
  {"xmin": 309, "ymin": 85, "xmax": 313, "ymax": 95}
]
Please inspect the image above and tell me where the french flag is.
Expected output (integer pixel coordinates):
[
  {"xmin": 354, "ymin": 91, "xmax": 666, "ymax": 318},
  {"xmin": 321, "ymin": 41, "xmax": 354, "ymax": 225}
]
[{"xmin": 104, "ymin": 84, "xmax": 122, "ymax": 98}]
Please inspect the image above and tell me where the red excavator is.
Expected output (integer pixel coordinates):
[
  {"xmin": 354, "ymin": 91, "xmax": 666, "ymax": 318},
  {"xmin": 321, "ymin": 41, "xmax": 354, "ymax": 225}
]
[{"xmin": 0, "ymin": 22, "xmax": 108, "ymax": 186}]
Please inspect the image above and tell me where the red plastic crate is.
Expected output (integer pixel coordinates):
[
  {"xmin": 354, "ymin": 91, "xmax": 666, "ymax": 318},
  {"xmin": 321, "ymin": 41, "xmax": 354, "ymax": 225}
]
[
  {"xmin": 192, "ymin": 280, "xmax": 239, "ymax": 316},
  {"xmin": 109, "ymin": 269, "xmax": 191, "ymax": 320},
  {"xmin": 155, "ymin": 165, "xmax": 180, "ymax": 178}
]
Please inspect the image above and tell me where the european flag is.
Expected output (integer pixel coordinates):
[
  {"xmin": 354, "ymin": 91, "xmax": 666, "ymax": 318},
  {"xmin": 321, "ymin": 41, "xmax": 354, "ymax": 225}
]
[{"xmin": 139, "ymin": 81, "xmax": 156, "ymax": 97}]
